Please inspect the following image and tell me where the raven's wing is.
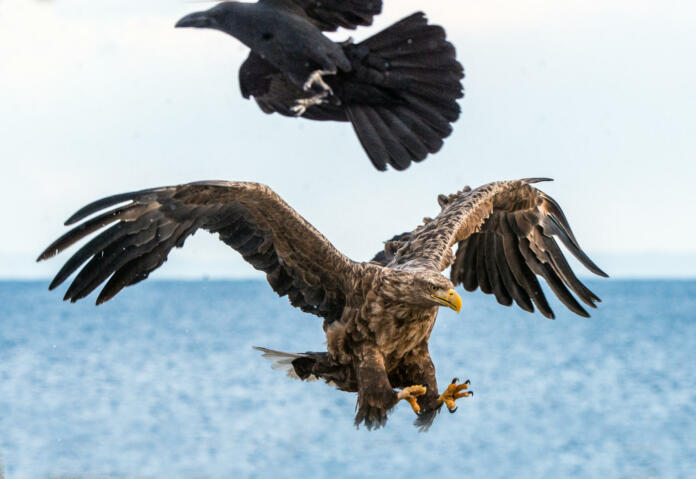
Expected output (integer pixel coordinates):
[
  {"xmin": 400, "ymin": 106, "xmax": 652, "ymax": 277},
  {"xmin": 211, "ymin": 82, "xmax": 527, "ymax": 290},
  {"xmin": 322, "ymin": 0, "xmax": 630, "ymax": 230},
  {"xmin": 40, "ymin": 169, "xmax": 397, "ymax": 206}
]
[
  {"xmin": 239, "ymin": 51, "xmax": 347, "ymax": 121},
  {"xmin": 260, "ymin": 0, "xmax": 382, "ymax": 32},
  {"xmin": 38, "ymin": 181, "xmax": 357, "ymax": 322},
  {"xmin": 382, "ymin": 179, "xmax": 608, "ymax": 318},
  {"xmin": 369, "ymin": 232, "xmax": 412, "ymax": 265}
]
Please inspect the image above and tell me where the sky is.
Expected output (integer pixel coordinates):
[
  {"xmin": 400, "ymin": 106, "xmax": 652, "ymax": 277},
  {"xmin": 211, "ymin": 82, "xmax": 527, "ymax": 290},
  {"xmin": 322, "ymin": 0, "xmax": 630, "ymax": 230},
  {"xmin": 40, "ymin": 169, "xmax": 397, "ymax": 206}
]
[{"xmin": 0, "ymin": 0, "xmax": 695, "ymax": 279}]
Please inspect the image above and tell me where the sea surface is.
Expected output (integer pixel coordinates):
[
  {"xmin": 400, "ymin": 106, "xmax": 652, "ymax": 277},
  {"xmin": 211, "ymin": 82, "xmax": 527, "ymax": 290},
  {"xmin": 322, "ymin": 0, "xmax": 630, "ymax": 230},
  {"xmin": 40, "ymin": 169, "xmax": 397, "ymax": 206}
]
[{"xmin": 0, "ymin": 280, "xmax": 694, "ymax": 478}]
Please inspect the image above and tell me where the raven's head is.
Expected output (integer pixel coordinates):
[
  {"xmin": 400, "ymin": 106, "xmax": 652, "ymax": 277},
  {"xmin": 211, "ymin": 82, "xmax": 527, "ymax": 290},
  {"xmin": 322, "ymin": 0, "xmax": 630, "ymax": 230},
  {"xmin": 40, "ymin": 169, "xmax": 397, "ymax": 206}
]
[{"xmin": 175, "ymin": 2, "xmax": 241, "ymax": 32}]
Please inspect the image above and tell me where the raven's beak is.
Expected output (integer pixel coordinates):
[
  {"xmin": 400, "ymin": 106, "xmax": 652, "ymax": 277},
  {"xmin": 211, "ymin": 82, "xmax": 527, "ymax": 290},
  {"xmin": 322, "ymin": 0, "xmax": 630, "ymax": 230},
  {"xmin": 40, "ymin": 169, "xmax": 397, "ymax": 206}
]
[
  {"xmin": 175, "ymin": 12, "xmax": 214, "ymax": 29},
  {"xmin": 432, "ymin": 289, "xmax": 462, "ymax": 313}
]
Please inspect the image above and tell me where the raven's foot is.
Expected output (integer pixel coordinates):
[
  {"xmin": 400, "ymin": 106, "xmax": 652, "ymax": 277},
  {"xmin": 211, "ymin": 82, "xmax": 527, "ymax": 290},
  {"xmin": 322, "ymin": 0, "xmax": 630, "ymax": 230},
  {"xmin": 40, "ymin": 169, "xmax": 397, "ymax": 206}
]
[
  {"xmin": 438, "ymin": 378, "xmax": 473, "ymax": 413},
  {"xmin": 397, "ymin": 385, "xmax": 427, "ymax": 414},
  {"xmin": 290, "ymin": 92, "xmax": 329, "ymax": 116},
  {"xmin": 303, "ymin": 69, "xmax": 334, "ymax": 94}
]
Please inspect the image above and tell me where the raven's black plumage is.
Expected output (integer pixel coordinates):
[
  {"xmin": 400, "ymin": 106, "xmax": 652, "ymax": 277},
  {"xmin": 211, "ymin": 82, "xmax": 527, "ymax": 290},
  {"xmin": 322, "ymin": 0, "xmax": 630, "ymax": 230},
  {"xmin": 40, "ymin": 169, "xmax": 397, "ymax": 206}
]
[{"xmin": 176, "ymin": 2, "xmax": 464, "ymax": 171}]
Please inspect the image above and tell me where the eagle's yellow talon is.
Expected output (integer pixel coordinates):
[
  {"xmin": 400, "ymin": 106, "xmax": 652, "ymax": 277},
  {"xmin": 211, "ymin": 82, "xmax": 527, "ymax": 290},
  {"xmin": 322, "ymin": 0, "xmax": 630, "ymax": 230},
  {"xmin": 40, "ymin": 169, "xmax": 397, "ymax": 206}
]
[
  {"xmin": 398, "ymin": 385, "xmax": 427, "ymax": 414},
  {"xmin": 438, "ymin": 378, "xmax": 473, "ymax": 412}
]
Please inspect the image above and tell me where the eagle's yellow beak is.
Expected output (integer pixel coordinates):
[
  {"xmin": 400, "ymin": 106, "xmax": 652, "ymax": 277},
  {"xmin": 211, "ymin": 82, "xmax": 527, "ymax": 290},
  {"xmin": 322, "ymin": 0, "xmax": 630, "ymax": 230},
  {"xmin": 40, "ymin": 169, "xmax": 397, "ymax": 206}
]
[{"xmin": 431, "ymin": 289, "xmax": 462, "ymax": 313}]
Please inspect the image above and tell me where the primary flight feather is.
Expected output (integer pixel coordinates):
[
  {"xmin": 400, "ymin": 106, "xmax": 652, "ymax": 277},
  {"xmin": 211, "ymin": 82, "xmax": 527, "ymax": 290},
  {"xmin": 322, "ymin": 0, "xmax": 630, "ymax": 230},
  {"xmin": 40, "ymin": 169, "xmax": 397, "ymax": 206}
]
[{"xmin": 39, "ymin": 178, "xmax": 606, "ymax": 429}]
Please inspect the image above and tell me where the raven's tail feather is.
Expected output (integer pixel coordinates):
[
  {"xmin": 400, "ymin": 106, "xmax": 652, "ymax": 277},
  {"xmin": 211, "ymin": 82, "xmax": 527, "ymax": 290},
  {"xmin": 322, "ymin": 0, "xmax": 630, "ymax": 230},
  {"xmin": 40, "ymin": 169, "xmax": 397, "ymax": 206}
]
[{"xmin": 345, "ymin": 12, "xmax": 464, "ymax": 171}]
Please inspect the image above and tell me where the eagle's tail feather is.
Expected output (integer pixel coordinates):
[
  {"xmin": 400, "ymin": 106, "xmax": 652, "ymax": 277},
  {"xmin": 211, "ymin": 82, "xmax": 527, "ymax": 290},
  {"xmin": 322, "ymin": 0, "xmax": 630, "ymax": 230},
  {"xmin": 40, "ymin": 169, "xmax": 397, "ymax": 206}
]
[
  {"xmin": 345, "ymin": 12, "xmax": 464, "ymax": 171},
  {"xmin": 253, "ymin": 346, "xmax": 321, "ymax": 381}
]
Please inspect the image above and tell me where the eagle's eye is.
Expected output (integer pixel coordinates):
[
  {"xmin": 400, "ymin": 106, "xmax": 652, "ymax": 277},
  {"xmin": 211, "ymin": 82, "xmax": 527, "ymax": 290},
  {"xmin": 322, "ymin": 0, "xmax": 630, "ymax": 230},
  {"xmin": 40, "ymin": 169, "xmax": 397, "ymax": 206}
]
[{"xmin": 430, "ymin": 284, "xmax": 439, "ymax": 292}]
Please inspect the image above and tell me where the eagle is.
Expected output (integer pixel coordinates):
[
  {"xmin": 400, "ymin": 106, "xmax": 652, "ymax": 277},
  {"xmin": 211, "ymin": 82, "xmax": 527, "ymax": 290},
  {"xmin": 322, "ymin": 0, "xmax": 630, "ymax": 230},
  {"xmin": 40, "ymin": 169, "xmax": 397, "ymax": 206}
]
[
  {"xmin": 38, "ymin": 178, "xmax": 607, "ymax": 429},
  {"xmin": 175, "ymin": 2, "xmax": 464, "ymax": 171}
]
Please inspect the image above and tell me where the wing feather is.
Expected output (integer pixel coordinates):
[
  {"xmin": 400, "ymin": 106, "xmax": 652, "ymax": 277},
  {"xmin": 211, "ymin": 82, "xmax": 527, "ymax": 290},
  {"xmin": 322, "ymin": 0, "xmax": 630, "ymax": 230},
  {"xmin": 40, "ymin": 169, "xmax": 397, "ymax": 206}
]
[
  {"xmin": 459, "ymin": 239, "xmax": 478, "ymax": 292},
  {"xmin": 488, "ymin": 232, "xmax": 513, "ymax": 307},
  {"xmin": 517, "ymin": 236, "xmax": 588, "ymax": 318},
  {"xmin": 38, "ymin": 182, "xmax": 356, "ymax": 322},
  {"xmin": 260, "ymin": 0, "xmax": 382, "ymax": 32},
  {"xmin": 387, "ymin": 179, "xmax": 606, "ymax": 318},
  {"xmin": 493, "ymin": 233, "xmax": 533, "ymax": 312},
  {"xmin": 475, "ymin": 238, "xmax": 492, "ymax": 295}
]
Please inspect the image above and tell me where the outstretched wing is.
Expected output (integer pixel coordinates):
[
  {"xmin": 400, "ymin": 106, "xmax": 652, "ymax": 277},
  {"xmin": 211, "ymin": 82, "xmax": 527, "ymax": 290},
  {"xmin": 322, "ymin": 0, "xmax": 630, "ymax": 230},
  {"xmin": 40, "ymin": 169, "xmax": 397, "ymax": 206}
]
[
  {"xmin": 38, "ymin": 181, "xmax": 356, "ymax": 322},
  {"xmin": 383, "ymin": 179, "xmax": 608, "ymax": 318},
  {"xmin": 260, "ymin": 0, "xmax": 382, "ymax": 32}
]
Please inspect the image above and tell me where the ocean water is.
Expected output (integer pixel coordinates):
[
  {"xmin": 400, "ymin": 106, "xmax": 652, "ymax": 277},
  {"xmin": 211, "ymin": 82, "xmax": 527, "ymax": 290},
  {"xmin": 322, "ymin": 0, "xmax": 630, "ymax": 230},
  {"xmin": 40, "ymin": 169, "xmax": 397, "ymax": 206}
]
[{"xmin": 0, "ymin": 280, "xmax": 694, "ymax": 478}]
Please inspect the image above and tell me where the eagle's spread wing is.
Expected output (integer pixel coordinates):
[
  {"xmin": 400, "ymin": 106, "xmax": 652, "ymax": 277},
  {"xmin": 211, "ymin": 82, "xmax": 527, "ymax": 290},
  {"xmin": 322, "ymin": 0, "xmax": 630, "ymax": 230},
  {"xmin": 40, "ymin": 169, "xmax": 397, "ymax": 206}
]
[
  {"xmin": 37, "ymin": 181, "xmax": 355, "ymax": 321},
  {"xmin": 259, "ymin": 0, "xmax": 382, "ymax": 32},
  {"xmin": 382, "ymin": 179, "xmax": 608, "ymax": 318},
  {"xmin": 239, "ymin": 52, "xmax": 348, "ymax": 121}
]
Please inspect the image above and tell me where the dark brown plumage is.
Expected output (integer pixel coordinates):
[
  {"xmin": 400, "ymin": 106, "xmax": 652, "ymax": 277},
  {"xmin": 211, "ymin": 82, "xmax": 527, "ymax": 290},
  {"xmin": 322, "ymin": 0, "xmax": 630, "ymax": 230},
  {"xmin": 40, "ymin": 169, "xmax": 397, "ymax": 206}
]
[{"xmin": 38, "ymin": 178, "xmax": 606, "ymax": 429}]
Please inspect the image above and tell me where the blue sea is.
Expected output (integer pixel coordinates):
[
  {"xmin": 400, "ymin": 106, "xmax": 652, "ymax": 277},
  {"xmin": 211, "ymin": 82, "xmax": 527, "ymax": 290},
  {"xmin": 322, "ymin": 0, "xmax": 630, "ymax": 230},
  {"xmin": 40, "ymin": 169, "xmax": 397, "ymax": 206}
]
[{"xmin": 0, "ymin": 280, "xmax": 694, "ymax": 478}]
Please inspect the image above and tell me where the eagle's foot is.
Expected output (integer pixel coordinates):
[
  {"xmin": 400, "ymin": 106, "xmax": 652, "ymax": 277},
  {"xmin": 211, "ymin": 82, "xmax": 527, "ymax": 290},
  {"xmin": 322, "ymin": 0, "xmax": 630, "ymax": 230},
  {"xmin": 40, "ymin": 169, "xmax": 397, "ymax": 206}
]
[
  {"xmin": 397, "ymin": 385, "xmax": 428, "ymax": 414},
  {"xmin": 438, "ymin": 378, "xmax": 473, "ymax": 413},
  {"xmin": 303, "ymin": 69, "xmax": 334, "ymax": 95},
  {"xmin": 290, "ymin": 92, "xmax": 329, "ymax": 116}
]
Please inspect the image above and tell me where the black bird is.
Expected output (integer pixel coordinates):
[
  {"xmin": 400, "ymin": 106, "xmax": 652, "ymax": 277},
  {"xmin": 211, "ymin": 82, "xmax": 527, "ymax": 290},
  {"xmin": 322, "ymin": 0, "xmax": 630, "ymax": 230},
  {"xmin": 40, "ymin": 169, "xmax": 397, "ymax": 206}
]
[{"xmin": 176, "ymin": 1, "xmax": 464, "ymax": 171}]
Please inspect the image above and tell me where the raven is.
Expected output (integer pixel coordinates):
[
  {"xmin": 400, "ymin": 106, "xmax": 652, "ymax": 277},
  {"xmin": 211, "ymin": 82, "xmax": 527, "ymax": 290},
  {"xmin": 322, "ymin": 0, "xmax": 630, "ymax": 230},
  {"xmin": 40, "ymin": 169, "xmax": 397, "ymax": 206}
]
[{"xmin": 176, "ymin": 2, "xmax": 464, "ymax": 171}]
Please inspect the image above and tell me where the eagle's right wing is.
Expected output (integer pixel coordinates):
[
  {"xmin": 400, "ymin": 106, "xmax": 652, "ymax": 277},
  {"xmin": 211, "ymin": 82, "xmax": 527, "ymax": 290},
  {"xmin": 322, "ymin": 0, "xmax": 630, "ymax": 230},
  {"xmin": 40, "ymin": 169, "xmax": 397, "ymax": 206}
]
[
  {"xmin": 381, "ymin": 179, "xmax": 607, "ymax": 318},
  {"xmin": 38, "ymin": 181, "xmax": 357, "ymax": 322}
]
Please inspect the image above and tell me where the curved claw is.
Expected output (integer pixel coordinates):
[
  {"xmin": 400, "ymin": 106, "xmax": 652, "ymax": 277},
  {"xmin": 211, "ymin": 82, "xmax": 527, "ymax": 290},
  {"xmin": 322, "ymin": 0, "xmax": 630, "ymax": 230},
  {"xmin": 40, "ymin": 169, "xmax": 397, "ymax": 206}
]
[
  {"xmin": 290, "ymin": 103, "xmax": 307, "ymax": 117},
  {"xmin": 290, "ymin": 92, "xmax": 329, "ymax": 117},
  {"xmin": 302, "ymin": 69, "xmax": 334, "ymax": 94},
  {"xmin": 398, "ymin": 385, "xmax": 427, "ymax": 414},
  {"xmin": 439, "ymin": 377, "xmax": 473, "ymax": 413},
  {"xmin": 448, "ymin": 406, "xmax": 458, "ymax": 414}
]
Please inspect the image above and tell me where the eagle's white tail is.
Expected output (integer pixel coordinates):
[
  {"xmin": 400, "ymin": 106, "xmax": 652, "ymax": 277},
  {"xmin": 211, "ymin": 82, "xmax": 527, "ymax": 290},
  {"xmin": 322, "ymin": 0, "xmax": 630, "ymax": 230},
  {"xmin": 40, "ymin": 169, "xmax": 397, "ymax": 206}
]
[{"xmin": 252, "ymin": 346, "xmax": 318, "ymax": 381}]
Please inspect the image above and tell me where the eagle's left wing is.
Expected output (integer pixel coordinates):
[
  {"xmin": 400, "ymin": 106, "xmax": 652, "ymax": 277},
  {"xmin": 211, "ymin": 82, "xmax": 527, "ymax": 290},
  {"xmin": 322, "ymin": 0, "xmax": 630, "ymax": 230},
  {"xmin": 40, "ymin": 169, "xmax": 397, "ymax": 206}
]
[
  {"xmin": 260, "ymin": 0, "xmax": 382, "ymax": 32},
  {"xmin": 382, "ymin": 179, "xmax": 608, "ymax": 318}
]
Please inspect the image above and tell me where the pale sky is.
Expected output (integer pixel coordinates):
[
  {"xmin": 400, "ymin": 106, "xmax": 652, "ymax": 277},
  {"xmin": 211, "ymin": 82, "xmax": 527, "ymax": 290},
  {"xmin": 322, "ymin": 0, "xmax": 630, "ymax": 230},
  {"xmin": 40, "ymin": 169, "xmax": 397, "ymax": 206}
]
[{"xmin": 1, "ymin": 0, "xmax": 695, "ymax": 279}]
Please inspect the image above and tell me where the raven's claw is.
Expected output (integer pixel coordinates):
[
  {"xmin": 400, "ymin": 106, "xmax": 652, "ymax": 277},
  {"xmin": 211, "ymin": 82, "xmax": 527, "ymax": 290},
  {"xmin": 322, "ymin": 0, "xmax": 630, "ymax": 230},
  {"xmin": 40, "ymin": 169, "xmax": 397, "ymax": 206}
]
[
  {"xmin": 303, "ymin": 69, "xmax": 334, "ymax": 95},
  {"xmin": 290, "ymin": 92, "xmax": 329, "ymax": 116}
]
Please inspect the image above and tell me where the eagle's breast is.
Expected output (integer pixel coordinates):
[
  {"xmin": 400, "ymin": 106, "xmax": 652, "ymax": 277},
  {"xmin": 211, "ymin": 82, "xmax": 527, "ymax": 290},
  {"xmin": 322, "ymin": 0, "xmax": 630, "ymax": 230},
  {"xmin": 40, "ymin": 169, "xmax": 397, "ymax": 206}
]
[{"xmin": 372, "ymin": 306, "xmax": 437, "ymax": 370}]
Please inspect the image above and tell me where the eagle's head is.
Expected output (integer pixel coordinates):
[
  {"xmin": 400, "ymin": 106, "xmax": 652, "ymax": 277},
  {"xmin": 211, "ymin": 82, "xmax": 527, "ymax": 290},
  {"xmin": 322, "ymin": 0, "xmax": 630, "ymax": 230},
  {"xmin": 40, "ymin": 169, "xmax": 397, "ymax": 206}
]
[
  {"xmin": 417, "ymin": 272, "xmax": 462, "ymax": 313},
  {"xmin": 386, "ymin": 270, "xmax": 462, "ymax": 313}
]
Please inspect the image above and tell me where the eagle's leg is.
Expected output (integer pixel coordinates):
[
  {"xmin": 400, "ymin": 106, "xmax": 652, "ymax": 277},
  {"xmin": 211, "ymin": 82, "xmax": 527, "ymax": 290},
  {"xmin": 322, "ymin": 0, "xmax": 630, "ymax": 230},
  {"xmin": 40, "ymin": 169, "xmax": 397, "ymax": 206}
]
[
  {"xmin": 354, "ymin": 348, "xmax": 399, "ymax": 430},
  {"xmin": 438, "ymin": 378, "xmax": 473, "ymax": 413},
  {"xmin": 302, "ymin": 69, "xmax": 334, "ymax": 95},
  {"xmin": 290, "ymin": 92, "xmax": 330, "ymax": 116},
  {"xmin": 390, "ymin": 341, "xmax": 443, "ymax": 430}
]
